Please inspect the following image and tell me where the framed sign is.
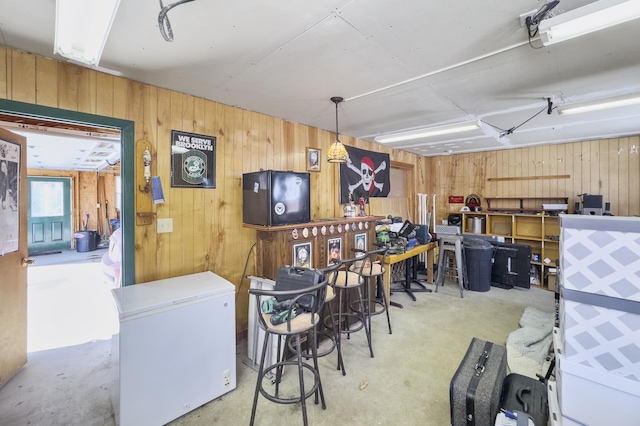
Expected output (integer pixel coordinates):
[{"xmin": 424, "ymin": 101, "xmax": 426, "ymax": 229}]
[
  {"xmin": 307, "ymin": 147, "xmax": 321, "ymax": 172},
  {"xmin": 171, "ymin": 130, "xmax": 216, "ymax": 188},
  {"xmin": 327, "ymin": 237, "xmax": 342, "ymax": 265},
  {"xmin": 355, "ymin": 233, "xmax": 367, "ymax": 256},
  {"xmin": 0, "ymin": 138, "xmax": 20, "ymax": 255},
  {"xmin": 293, "ymin": 242, "xmax": 312, "ymax": 268}
]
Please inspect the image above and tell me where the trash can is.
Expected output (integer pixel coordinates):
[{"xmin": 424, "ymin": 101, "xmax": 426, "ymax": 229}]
[
  {"xmin": 75, "ymin": 230, "xmax": 99, "ymax": 253},
  {"xmin": 464, "ymin": 238, "xmax": 494, "ymax": 292}
]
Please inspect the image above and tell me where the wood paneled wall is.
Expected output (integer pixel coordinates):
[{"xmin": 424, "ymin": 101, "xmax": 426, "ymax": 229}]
[
  {"xmin": 424, "ymin": 139, "xmax": 640, "ymax": 223},
  {"xmin": 1, "ymin": 47, "xmax": 422, "ymax": 335},
  {"xmin": 4, "ymin": 47, "xmax": 639, "ymax": 336}
]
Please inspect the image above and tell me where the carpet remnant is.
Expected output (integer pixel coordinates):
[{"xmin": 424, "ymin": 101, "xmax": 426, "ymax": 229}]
[{"xmin": 506, "ymin": 306, "xmax": 554, "ymax": 379}]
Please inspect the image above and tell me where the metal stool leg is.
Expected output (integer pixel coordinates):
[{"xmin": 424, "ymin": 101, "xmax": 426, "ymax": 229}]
[{"xmin": 454, "ymin": 239, "xmax": 465, "ymax": 298}]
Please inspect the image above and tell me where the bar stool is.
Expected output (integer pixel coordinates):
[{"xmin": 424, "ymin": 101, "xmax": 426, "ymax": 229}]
[
  {"xmin": 352, "ymin": 247, "xmax": 392, "ymax": 335},
  {"xmin": 327, "ymin": 255, "xmax": 374, "ymax": 376},
  {"xmin": 249, "ymin": 277, "xmax": 329, "ymax": 426},
  {"xmin": 289, "ymin": 263, "xmax": 340, "ymax": 360},
  {"xmin": 435, "ymin": 235, "xmax": 467, "ymax": 298}
]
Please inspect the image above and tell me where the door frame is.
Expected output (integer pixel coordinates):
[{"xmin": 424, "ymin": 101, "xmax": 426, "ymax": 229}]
[{"xmin": 0, "ymin": 99, "xmax": 135, "ymax": 286}]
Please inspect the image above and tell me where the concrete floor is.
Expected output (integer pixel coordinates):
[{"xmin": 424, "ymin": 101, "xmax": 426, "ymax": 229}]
[{"xmin": 0, "ymin": 250, "xmax": 555, "ymax": 426}]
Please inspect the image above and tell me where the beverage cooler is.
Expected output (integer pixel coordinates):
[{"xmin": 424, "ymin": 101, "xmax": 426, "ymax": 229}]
[{"xmin": 242, "ymin": 170, "xmax": 310, "ymax": 226}]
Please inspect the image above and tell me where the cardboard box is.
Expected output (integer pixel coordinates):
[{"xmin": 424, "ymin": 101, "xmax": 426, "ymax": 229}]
[{"xmin": 545, "ymin": 272, "xmax": 557, "ymax": 292}]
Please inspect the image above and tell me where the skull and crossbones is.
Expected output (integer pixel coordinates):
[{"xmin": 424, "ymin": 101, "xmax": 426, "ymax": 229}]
[{"xmin": 347, "ymin": 156, "xmax": 386, "ymax": 195}]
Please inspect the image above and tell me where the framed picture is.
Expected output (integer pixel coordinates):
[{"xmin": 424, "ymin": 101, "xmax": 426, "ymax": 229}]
[
  {"xmin": 171, "ymin": 130, "xmax": 217, "ymax": 189},
  {"xmin": 293, "ymin": 242, "xmax": 312, "ymax": 268},
  {"xmin": 307, "ymin": 147, "xmax": 321, "ymax": 172},
  {"xmin": 355, "ymin": 233, "xmax": 367, "ymax": 256},
  {"xmin": 327, "ymin": 237, "xmax": 342, "ymax": 265}
]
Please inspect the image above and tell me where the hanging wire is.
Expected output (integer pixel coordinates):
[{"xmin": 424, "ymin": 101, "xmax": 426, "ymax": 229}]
[
  {"xmin": 158, "ymin": 0, "xmax": 196, "ymax": 42},
  {"xmin": 483, "ymin": 98, "xmax": 556, "ymax": 138}
]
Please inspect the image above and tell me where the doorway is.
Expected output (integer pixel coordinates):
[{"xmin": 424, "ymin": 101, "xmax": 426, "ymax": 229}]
[
  {"xmin": 27, "ymin": 176, "xmax": 73, "ymax": 254},
  {"xmin": 0, "ymin": 99, "xmax": 134, "ymax": 423}
]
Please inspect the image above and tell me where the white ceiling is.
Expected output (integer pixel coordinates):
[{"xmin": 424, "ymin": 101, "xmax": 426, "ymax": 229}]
[
  {"xmin": 0, "ymin": 119, "xmax": 121, "ymax": 172},
  {"xmin": 1, "ymin": 0, "xmax": 640, "ymax": 164}
]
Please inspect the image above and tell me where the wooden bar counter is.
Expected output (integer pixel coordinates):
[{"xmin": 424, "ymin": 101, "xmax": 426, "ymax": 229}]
[{"xmin": 244, "ymin": 216, "xmax": 383, "ymax": 281}]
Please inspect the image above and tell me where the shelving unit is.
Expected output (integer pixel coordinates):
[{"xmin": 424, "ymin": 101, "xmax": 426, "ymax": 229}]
[
  {"xmin": 461, "ymin": 211, "xmax": 560, "ymax": 290},
  {"xmin": 485, "ymin": 197, "xmax": 569, "ymax": 213}
]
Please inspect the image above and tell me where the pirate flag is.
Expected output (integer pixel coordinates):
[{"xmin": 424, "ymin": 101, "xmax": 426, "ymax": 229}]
[{"xmin": 339, "ymin": 146, "xmax": 390, "ymax": 204}]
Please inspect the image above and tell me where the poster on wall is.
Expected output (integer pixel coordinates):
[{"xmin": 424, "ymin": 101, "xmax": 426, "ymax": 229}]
[
  {"xmin": 0, "ymin": 138, "xmax": 20, "ymax": 256},
  {"xmin": 171, "ymin": 130, "xmax": 216, "ymax": 189},
  {"xmin": 339, "ymin": 146, "xmax": 390, "ymax": 204}
]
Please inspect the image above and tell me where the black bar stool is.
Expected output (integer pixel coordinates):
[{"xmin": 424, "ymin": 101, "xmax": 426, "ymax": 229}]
[
  {"xmin": 327, "ymin": 255, "xmax": 374, "ymax": 376},
  {"xmin": 353, "ymin": 246, "xmax": 392, "ymax": 334},
  {"xmin": 289, "ymin": 263, "xmax": 340, "ymax": 360},
  {"xmin": 249, "ymin": 277, "xmax": 329, "ymax": 426}
]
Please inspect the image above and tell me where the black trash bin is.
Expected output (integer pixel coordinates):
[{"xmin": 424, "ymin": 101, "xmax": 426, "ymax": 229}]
[
  {"xmin": 75, "ymin": 230, "xmax": 99, "ymax": 253},
  {"xmin": 464, "ymin": 238, "xmax": 494, "ymax": 292}
]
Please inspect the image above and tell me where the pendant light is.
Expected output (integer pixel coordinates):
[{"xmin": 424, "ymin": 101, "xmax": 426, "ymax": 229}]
[{"xmin": 326, "ymin": 96, "xmax": 349, "ymax": 163}]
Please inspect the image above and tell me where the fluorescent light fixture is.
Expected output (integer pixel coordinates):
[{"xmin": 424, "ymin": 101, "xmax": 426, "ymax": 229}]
[
  {"xmin": 374, "ymin": 120, "xmax": 481, "ymax": 144},
  {"xmin": 55, "ymin": 0, "xmax": 122, "ymax": 66},
  {"xmin": 558, "ymin": 95, "xmax": 640, "ymax": 115},
  {"xmin": 539, "ymin": 0, "xmax": 640, "ymax": 46}
]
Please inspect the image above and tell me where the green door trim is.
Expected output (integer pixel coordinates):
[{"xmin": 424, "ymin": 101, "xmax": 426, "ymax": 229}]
[{"xmin": 0, "ymin": 98, "xmax": 135, "ymax": 286}]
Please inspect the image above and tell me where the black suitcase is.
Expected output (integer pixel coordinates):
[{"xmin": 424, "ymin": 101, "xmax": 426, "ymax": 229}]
[
  {"xmin": 499, "ymin": 373, "xmax": 549, "ymax": 426},
  {"xmin": 450, "ymin": 337, "xmax": 507, "ymax": 426},
  {"xmin": 275, "ymin": 266, "xmax": 323, "ymax": 310}
]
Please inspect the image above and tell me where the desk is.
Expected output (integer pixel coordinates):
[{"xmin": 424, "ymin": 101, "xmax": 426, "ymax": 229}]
[{"xmin": 380, "ymin": 242, "xmax": 437, "ymax": 307}]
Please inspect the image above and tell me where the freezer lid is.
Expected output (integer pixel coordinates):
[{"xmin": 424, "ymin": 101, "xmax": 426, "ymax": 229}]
[{"xmin": 111, "ymin": 271, "xmax": 235, "ymax": 318}]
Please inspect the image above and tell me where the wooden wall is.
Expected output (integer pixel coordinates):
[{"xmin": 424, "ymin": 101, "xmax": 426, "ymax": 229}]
[
  {"xmin": 0, "ymin": 47, "xmax": 422, "ymax": 336},
  {"xmin": 4, "ymin": 47, "xmax": 639, "ymax": 337},
  {"xmin": 424, "ymin": 139, "xmax": 640, "ymax": 223}
]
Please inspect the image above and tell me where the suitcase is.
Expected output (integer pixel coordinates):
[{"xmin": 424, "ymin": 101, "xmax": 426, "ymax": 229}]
[
  {"xmin": 275, "ymin": 266, "xmax": 323, "ymax": 310},
  {"xmin": 499, "ymin": 373, "xmax": 548, "ymax": 426},
  {"xmin": 450, "ymin": 337, "xmax": 508, "ymax": 426}
]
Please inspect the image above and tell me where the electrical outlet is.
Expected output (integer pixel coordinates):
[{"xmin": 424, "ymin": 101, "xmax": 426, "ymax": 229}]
[{"xmin": 157, "ymin": 218, "xmax": 173, "ymax": 233}]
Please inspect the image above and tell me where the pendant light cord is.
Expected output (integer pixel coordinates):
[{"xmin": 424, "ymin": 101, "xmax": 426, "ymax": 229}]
[
  {"xmin": 331, "ymin": 96, "xmax": 343, "ymax": 141},
  {"xmin": 158, "ymin": 0, "xmax": 196, "ymax": 42}
]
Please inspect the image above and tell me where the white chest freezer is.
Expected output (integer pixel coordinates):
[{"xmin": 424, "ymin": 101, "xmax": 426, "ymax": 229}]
[{"xmin": 111, "ymin": 271, "xmax": 236, "ymax": 426}]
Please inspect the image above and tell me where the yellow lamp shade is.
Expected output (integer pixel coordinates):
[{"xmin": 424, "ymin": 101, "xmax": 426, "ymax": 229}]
[{"xmin": 327, "ymin": 141, "xmax": 349, "ymax": 163}]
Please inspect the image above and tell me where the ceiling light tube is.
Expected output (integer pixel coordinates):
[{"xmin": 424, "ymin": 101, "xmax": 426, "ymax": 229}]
[
  {"xmin": 374, "ymin": 120, "xmax": 481, "ymax": 144},
  {"xmin": 55, "ymin": 0, "xmax": 122, "ymax": 66},
  {"xmin": 558, "ymin": 95, "xmax": 640, "ymax": 115},
  {"xmin": 539, "ymin": 0, "xmax": 640, "ymax": 46}
]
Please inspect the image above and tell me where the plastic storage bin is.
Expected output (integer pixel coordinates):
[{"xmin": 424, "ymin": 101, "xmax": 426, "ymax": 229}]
[
  {"xmin": 464, "ymin": 238, "xmax": 493, "ymax": 292},
  {"xmin": 75, "ymin": 230, "xmax": 100, "ymax": 252}
]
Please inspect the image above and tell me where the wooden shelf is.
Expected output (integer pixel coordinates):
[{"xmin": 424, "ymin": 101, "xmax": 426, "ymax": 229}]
[{"xmin": 485, "ymin": 197, "xmax": 569, "ymax": 213}]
